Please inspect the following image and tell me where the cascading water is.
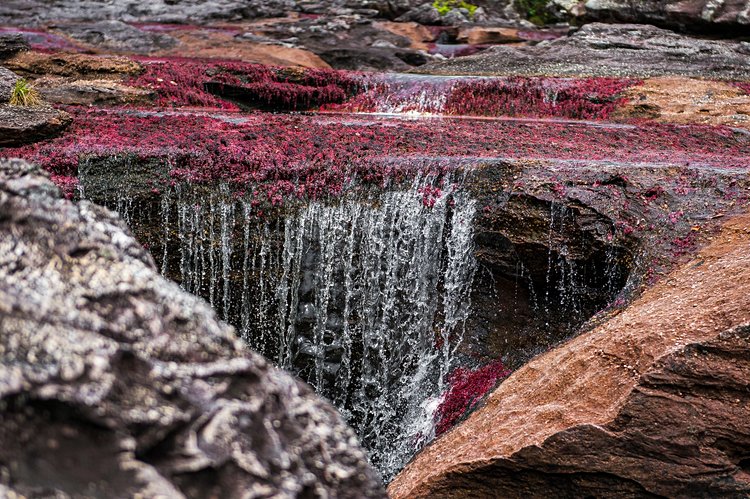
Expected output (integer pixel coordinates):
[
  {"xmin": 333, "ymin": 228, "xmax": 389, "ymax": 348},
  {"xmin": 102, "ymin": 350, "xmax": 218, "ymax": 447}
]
[{"xmin": 156, "ymin": 177, "xmax": 477, "ymax": 479}]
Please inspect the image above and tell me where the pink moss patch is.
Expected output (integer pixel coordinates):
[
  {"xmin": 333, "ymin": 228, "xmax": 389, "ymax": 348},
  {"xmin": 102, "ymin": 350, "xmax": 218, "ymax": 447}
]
[
  {"xmin": 443, "ymin": 77, "xmax": 639, "ymax": 120},
  {"xmin": 732, "ymin": 82, "xmax": 750, "ymax": 95},
  {"xmin": 435, "ymin": 359, "xmax": 511, "ymax": 436},
  {"xmin": 2, "ymin": 105, "xmax": 749, "ymax": 206},
  {"xmin": 129, "ymin": 58, "xmax": 360, "ymax": 110}
]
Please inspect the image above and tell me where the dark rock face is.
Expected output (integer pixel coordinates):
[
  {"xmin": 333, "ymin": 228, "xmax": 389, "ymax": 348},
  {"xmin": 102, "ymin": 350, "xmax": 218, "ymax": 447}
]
[
  {"xmin": 0, "ymin": 159, "xmax": 385, "ymax": 498},
  {"xmin": 417, "ymin": 23, "xmax": 750, "ymax": 78},
  {"xmin": 0, "ymin": 103, "xmax": 72, "ymax": 146},
  {"xmin": 0, "ymin": 33, "xmax": 29, "ymax": 59}
]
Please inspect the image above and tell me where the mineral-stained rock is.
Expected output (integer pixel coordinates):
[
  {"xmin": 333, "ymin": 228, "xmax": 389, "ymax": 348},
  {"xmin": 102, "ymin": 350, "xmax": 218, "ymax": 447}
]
[
  {"xmin": 0, "ymin": 158, "xmax": 386, "ymax": 498},
  {"xmin": 390, "ymin": 213, "xmax": 750, "ymax": 498},
  {"xmin": 0, "ymin": 104, "xmax": 71, "ymax": 146},
  {"xmin": 417, "ymin": 23, "xmax": 750, "ymax": 79}
]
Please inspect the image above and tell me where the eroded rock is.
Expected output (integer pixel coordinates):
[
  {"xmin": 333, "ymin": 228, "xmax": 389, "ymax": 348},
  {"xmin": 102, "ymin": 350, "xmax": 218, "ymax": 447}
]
[
  {"xmin": 0, "ymin": 158, "xmax": 386, "ymax": 498},
  {"xmin": 390, "ymin": 212, "xmax": 750, "ymax": 498}
]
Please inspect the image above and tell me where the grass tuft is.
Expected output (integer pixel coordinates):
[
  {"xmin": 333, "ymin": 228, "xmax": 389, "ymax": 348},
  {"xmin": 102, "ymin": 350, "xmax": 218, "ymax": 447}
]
[{"xmin": 9, "ymin": 78, "xmax": 42, "ymax": 107}]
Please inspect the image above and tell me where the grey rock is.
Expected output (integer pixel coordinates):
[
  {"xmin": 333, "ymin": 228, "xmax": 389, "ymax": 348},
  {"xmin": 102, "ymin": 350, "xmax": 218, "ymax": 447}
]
[
  {"xmin": 396, "ymin": 3, "xmax": 443, "ymax": 24},
  {"xmin": 443, "ymin": 7, "xmax": 471, "ymax": 24},
  {"xmin": 0, "ymin": 0, "xmax": 296, "ymax": 25},
  {"xmin": 0, "ymin": 66, "xmax": 19, "ymax": 103},
  {"xmin": 0, "ymin": 158, "xmax": 386, "ymax": 498},
  {"xmin": 57, "ymin": 20, "xmax": 179, "ymax": 54},
  {"xmin": 0, "ymin": 104, "xmax": 71, "ymax": 146},
  {"xmin": 0, "ymin": 33, "xmax": 29, "ymax": 60},
  {"xmin": 416, "ymin": 23, "xmax": 750, "ymax": 79},
  {"xmin": 582, "ymin": 0, "xmax": 750, "ymax": 33}
]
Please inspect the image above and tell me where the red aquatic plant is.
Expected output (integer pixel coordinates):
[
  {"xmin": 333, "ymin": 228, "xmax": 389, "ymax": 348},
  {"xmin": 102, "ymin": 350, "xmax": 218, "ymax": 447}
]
[
  {"xmin": 434, "ymin": 359, "xmax": 511, "ymax": 436},
  {"xmin": 129, "ymin": 58, "xmax": 360, "ymax": 110},
  {"xmin": 443, "ymin": 77, "xmax": 639, "ymax": 120}
]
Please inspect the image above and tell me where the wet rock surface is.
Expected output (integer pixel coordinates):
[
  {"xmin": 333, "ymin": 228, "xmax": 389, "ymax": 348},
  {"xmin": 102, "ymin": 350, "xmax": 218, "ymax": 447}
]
[
  {"xmin": 0, "ymin": 158, "xmax": 385, "ymax": 498},
  {"xmin": 390, "ymin": 212, "xmax": 750, "ymax": 498},
  {"xmin": 417, "ymin": 23, "xmax": 750, "ymax": 78}
]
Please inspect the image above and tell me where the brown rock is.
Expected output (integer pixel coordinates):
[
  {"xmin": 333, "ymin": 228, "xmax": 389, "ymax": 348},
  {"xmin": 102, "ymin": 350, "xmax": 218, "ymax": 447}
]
[
  {"xmin": 35, "ymin": 76, "xmax": 152, "ymax": 106},
  {"xmin": 456, "ymin": 26, "xmax": 521, "ymax": 45},
  {"xmin": 376, "ymin": 21, "xmax": 436, "ymax": 51},
  {"xmin": 390, "ymin": 213, "xmax": 750, "ymax": 498},
  {"xmin": 5, "ymin": 51, "xmax": 142, "ymax": 78},
  {"xmin": 0, "ymin": 104, "xmax": 72, "ymax": 146},
  {"xmin": 615, "ymin": 77, "xmax": 750, "ymax": 129},
  {"xmin": 156, "ymin": 28, "xmax": 331, "ymax": 68}
]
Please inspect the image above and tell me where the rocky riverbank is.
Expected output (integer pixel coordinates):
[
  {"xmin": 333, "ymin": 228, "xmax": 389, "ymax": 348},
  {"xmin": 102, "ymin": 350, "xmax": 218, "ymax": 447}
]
[{"xmin": 1, "ymin": 1, "xmax": 750, "ymax": 495}]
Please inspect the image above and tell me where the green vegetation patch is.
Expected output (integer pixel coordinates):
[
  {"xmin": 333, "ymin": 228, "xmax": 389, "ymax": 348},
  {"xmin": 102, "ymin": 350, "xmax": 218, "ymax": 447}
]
[{"xmin": 432, "ymin": 0, "xmax": 479, "ymax": 17}]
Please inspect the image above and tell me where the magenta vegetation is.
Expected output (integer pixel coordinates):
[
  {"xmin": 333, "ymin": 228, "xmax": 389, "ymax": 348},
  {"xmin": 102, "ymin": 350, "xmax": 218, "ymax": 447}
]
[
  {"xmin": 130, "ymin": 59, "xmax": 360, "ymax": 110},
  {"xmin": 443, "ymin": 77, "xmax": 639, "ymax": 119},
  {"xmin": 435, "ymin": 359, "xmax": 511, "ymax": 436},
  {"xmin": 3, "ymin": 105, "xmax": 749, "ymax": 207}
]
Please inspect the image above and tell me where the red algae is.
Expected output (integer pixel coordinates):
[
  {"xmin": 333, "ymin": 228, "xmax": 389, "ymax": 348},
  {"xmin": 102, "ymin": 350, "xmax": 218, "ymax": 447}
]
[
  {"xmin": 325, "ymin": 76, "xmax": 640, "ymax": 119},
  {"xmin": 443, "ymin": 77, "xmax": 639, "ymax": 120},
  {"xmin": 129, "ymin": 58, "xmax": 360, "ymax": 110},
  {"xmin": 434, "ymin": 359, "xmax": 511, "ymax": 436},
  {"xmin": 3, "ymin": 106, "xmax": 749, "ymax": 205},
  {"xmin": 733, "ymin": 82, "xmax": 750, "ymax": 95}
]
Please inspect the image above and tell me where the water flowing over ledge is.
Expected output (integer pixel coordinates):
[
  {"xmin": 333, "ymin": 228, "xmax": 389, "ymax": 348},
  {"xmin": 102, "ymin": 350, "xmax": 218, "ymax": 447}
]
[{"xmin": 90, "ymin": 173, "xmax": 478, "ymax": 479}]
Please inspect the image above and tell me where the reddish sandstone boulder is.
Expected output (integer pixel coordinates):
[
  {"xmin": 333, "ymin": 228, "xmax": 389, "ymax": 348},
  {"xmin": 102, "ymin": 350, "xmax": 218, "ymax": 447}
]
[
  {"xmin": 456, "ymin": 26, "xmax": 521, "ymax": 44},
  {"xmin": 390, "ymin": 214, "xmax": 750, "ymax": 498}
]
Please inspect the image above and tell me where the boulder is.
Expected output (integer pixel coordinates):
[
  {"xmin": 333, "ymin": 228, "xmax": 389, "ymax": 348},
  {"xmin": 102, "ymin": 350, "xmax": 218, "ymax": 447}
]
[
  {"xmin": 416, "ymin": 23, "xmax": 750, "ymax": 78},
  {"xmin": 0, "ymin": 104, "xmax": 72, "ymax": 146},
  {"xmin": 456, "ymin": 26, "xmax": 522, "ymax": 44},
  {"xmin": 390, "ymin": 212, "xmax": 750, "ymax": 498},
  {"xmin": 0, "ymin": 158, "xmax": 386, "ymax": 498},
  {"xmin": 0, "ymin": 66, "xmax": 19, "ymax": 102}
]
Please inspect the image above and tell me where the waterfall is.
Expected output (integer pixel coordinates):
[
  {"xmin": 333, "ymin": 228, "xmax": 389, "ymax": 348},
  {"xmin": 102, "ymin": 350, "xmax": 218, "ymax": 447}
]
[{"xmin": 156, "ymin": 178, "xmax": 477, "ymax": 479}]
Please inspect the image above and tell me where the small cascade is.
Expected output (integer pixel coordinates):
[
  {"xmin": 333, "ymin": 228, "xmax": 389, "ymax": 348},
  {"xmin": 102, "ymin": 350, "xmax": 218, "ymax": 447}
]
[{"xmin": 151, "ymin": 177, "xmax": 477, "ymax": 480}]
